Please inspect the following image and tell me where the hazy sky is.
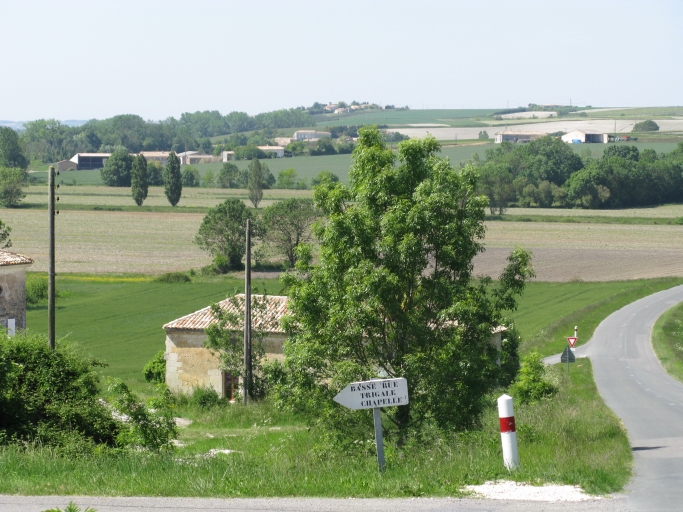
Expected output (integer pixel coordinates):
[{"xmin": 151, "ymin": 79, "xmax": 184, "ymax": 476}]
[{"xmin": 1, "ymin": 0, "xmax": 681, "ymax": 121}]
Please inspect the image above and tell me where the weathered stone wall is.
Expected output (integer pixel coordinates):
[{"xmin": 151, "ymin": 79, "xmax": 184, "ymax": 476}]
[
  {"xmin": 165, "ymin": 330, "xmax": 287, "ymax": 397},
  {"xmin": 0, "ymin": 265, "xmax": 28, "ymax": 330}
]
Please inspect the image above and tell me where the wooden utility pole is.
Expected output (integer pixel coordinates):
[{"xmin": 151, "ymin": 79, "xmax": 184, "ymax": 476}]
[
  {"xmin": 243, "ymin": 218, "xmax": 252, "ymax": 404},
  {"xmin": 48, "ymin": 166, "xmax": 58, "ymax": 350}
]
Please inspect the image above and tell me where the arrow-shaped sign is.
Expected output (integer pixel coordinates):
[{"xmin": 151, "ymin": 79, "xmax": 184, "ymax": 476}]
[
  {"xmin": 333, "ymin": 377, "xmax": 409, "ymax": 410},
  {"xmin": 567, "ymin": 337, "xmax": 577, "ymax": 348}
]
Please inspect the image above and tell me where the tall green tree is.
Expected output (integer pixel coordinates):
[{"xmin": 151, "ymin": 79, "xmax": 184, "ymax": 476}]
[
  {"xmin": 247, "ymin": 158, "xmax": 265, "ymax": 207},
  {"xmin": 262, "ymin": 198, "xmax": 319, "ymax": 268},
  {"xmin": 100, "ymin": 149, "xmax": 133, "ymax": 187},
  {"xmin": 131, "ymin": 154, "xmax": 148, "ymax": 206},
  {"xmin": 275, "ymin": 128, "xmax": 533, "ymax": 441},
  {"xmin": 0, "ymin": 127, "xmax": 28, "ymax": 170},
  {"xmin": 194, "ymin": 198, "xmax": 256, "ymax": 270},
  {"xmin": 164, "ymin": 152, "xmax": 182, "ymax": 206}
]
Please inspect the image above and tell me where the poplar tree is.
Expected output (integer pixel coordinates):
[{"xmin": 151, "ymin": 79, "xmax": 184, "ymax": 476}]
[
  {"xmin": 247, "ymin": 158, "xmax": 264, "ymax": 208},
  {"xmin": 164, "ymin": 152, "xmax": 182, "ymax": 206},
  {"xmin": 131, "ymin": 154, "xmax": 148, "ymax": 206}
]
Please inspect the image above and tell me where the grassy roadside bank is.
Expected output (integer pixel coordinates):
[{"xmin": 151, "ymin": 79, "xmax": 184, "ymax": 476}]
[
  {"xmin": 652, "ymin": 301, "xmax": 683, "ymax": 383},
  {"xmin": 0, "ymin": 360, "xmax": 630, "ymax": 497},
  {"xmin": 516, "ymin": 278, "xmax": 683, "ymax": 357}
]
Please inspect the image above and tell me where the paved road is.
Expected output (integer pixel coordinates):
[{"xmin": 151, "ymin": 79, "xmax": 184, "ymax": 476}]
[
  {"xmin": 0, "ymin": 495, "xmax": 632, "ymax": 512},
  {"xmin": 5, "ymin": 285, "xmax": 683, "ymax": 512},
  {"xmin": 547, "ymin": 284, "xmax": 683, "ymax": 511}
]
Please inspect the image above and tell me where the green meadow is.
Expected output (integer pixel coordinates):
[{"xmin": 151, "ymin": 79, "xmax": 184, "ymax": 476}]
[{"xmin": 26, "ymin": 274, "xmax": 683, "ymax": 389}]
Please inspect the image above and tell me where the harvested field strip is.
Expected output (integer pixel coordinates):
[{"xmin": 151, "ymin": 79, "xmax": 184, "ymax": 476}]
[
  {"xmin": 484, "ymin": 221, "xmax": 683, "ymax": 250},
  {"xmin": 508, "ymin": 204, "xmax": 683, "ymax": 218},
  {"xmin": 0, "ymin": 208, "xmax": 211, "ymax": 274},
  {"xmin": 488, "ymin": 214, "xmax": 683, "ymax": 225}
]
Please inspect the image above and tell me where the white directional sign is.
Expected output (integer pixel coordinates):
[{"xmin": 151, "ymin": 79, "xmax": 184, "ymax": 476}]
[{"xmin": 333, "ymin": 377, "xmax": 409, "ymax": 410}]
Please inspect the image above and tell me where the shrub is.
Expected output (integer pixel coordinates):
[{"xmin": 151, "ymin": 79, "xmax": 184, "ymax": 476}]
[
  {"xmin": 190, "ymin": 386, "xmax": 221, "ymax": 409},
  {"xmin": 510, "ymin": 351, "xmax": 557, "ymax": 404},
  {"xmin": 26, "ymin": 275, "xmax": 48, "ymax": 304},
  {"xmin": 107, "ymin": 379, "xmax": 177, "ymax": 452},
  {"xmin": 152, "ymin": 272, "xmax": 191, "ymax": 283},
  {"xmin": 142, "ymin": 350, "xmax": 166, "ymax": 383},
  {"xmin": 181, "ymin": 167, "xmax": 200, "ymax": 187},
  {"xmin": 0, "ymin": 331, "xmax": 120, "ymax": 448},
  {"xmin": 0, "ymin": 167, "xmax": 27, "ymax": 207},
  {"xmin": 633, "ymin": 120, "xmax": 659, "ymax": 132}
]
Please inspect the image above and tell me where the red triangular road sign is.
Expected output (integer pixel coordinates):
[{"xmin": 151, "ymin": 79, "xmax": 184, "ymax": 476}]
[{"xmin": 567, "ymin": 337, "xmax": 577, "ymax": 348}]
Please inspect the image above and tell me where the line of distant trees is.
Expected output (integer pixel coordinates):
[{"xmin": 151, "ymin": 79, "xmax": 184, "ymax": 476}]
[
  {"xmin": 475, "ymin": 137, "xmax": 683, "ymax": 212},
  {"xmin": 17, "ymin": 108, "xmax": 316, "ymax": 164}
]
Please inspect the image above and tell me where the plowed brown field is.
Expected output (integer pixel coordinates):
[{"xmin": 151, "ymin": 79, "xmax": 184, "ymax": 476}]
[{"xmin": 5, "ymin": 208, "xmax": 683, "ymax": 281}]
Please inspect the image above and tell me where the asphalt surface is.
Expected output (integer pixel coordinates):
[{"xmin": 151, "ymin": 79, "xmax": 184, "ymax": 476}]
[
  {"xmin": 547, "ymin": 284, "xmax": 683, "ymax": 511},
  {"xmin": 5, "ymin": 285, "xmax": 683, "ymax": 511}
]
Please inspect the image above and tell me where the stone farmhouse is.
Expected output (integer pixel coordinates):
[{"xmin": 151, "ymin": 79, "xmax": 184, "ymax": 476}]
[
  {"xmin": 163, "ymin": 294, "xmax": 288, "ymax": 398},
  {"xmin": 0, "ymin": 249, "xmax": 34, "ymax": 333},
  {"xmin": 163, "ymin": 293, "xmax": 506, "ymax": 399}
]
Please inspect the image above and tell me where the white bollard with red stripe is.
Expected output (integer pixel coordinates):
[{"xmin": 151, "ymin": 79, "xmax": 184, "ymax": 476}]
[{"xmin": 498, "ymin": 394, "xmax": 519, "ymax": 470}]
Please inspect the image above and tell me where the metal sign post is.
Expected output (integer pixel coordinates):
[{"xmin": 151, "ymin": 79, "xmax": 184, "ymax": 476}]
[{"xmin": 334, "ymin": 377, "xmax": 409, "ymax": 472}]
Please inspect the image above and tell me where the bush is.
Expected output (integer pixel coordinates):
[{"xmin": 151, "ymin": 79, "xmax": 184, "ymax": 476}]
[
  {"xmin": 633, "ymin": 120, "xmax": 659, "ymax": 132},
  {"xmin": 26, "ymin": 275, "xmax": 48, "ymax": 304},
  {"xmin": 0, "ymin": 331, "xmax": 120, "ymax": 449},
  {"xmin": 190, "ymin": 387, "xmax": 221, "ymax": 409},
  {"xmin": 142, "ymin": 350, "xmax": 166, "ymax": 384},
  {"xmin": 152, "ymin": 272, "xmax": 191, "ymax": 283},
  {"xmin": 107, "ymin": 379, "xmax": 177, "ymax": 452},
  {"xmin": 510, "ymin": 352, "xmax": 557, "ymax": 404},
  {"xmin": 181, "ymin": 167, "xmax": 200, "ymax": 187},
  {"xmin": 0, "ymin": 167, "xmax": 26, "ymax": 207}
]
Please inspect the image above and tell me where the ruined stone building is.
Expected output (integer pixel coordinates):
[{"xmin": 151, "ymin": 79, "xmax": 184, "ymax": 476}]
[{"xmin": 0, "ymin": 249, "xmax": 34, "ymax": 332}]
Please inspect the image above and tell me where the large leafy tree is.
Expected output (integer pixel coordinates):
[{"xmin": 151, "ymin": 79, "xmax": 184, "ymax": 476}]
[
  {"xmin": 195, "ymin": 198, "xmax": 255, "ymax": 270},
  {"xmin": 100, "ymin": 149, "xmax": 133, "ymax": 187},
  {"xmin": 164, "ymin": 151, "xmax": 182, "ymax": 206},
  {"xmin": 131, "ymin": 154, "xmax": 148, "ymax": 206},
  {"xmin": 262, "ymin": 198, "xmax": 319, "ymax": 268},
  {"xmin": 0, "ymin": 127, "xmax": 28, "ymax": 170},
  {"xmin": 276, "ymin": 128, "xmax": 533, "ymax": 441}
]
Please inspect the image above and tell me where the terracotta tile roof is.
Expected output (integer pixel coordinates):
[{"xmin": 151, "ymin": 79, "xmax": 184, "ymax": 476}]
[
  {"xmin": 0, "ymin": 250, "xmax": 33, "ymax": 266},
  {"xmin": 163, "ymin": 294, "xmax": 288, "ymax": 333}
]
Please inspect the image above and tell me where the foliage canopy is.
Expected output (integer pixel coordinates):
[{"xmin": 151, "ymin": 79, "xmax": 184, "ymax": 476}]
[{"xmin": 275, "ymin": 127, "xmax": 533, "ymax": 441}]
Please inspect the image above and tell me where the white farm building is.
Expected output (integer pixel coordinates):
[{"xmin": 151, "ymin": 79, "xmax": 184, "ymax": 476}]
[{"xmin": 561, "ymin": 130, "xmax": 608, "ymax": 144}]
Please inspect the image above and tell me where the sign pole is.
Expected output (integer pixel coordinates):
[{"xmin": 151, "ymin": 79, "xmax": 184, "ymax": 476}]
[
  {"xmin": 372, "ymin": 407, "xmax": 385, "ymax": 472},
  {"xmin": 333, "ymin": 377, "xmax": 409, "ymax": 473}
]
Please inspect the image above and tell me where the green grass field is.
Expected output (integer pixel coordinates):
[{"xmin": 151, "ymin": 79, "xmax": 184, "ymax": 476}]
[
  {"xmin": 26, "ymin": 274, "xmax": 683, "ymax": 389},
  {"xmin": 515, "ymin": 278, "xmax": 683, "ymax": 357},
  {"xmin": 652, "ymin": 300, "xmax": 683, "ymax": 383},
  {"xmin": 19, "ymin": 274, "xmax": 673, "ymax": 497},
  {"xmin": 26, "ymin": 274, "xmax": 285, "ymax": 390}
]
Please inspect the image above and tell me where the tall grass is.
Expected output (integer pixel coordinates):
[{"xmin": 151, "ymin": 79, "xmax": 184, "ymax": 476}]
[{"xmin": 0, "ymin": 361, "xmax": 631, "ymax": 497}]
